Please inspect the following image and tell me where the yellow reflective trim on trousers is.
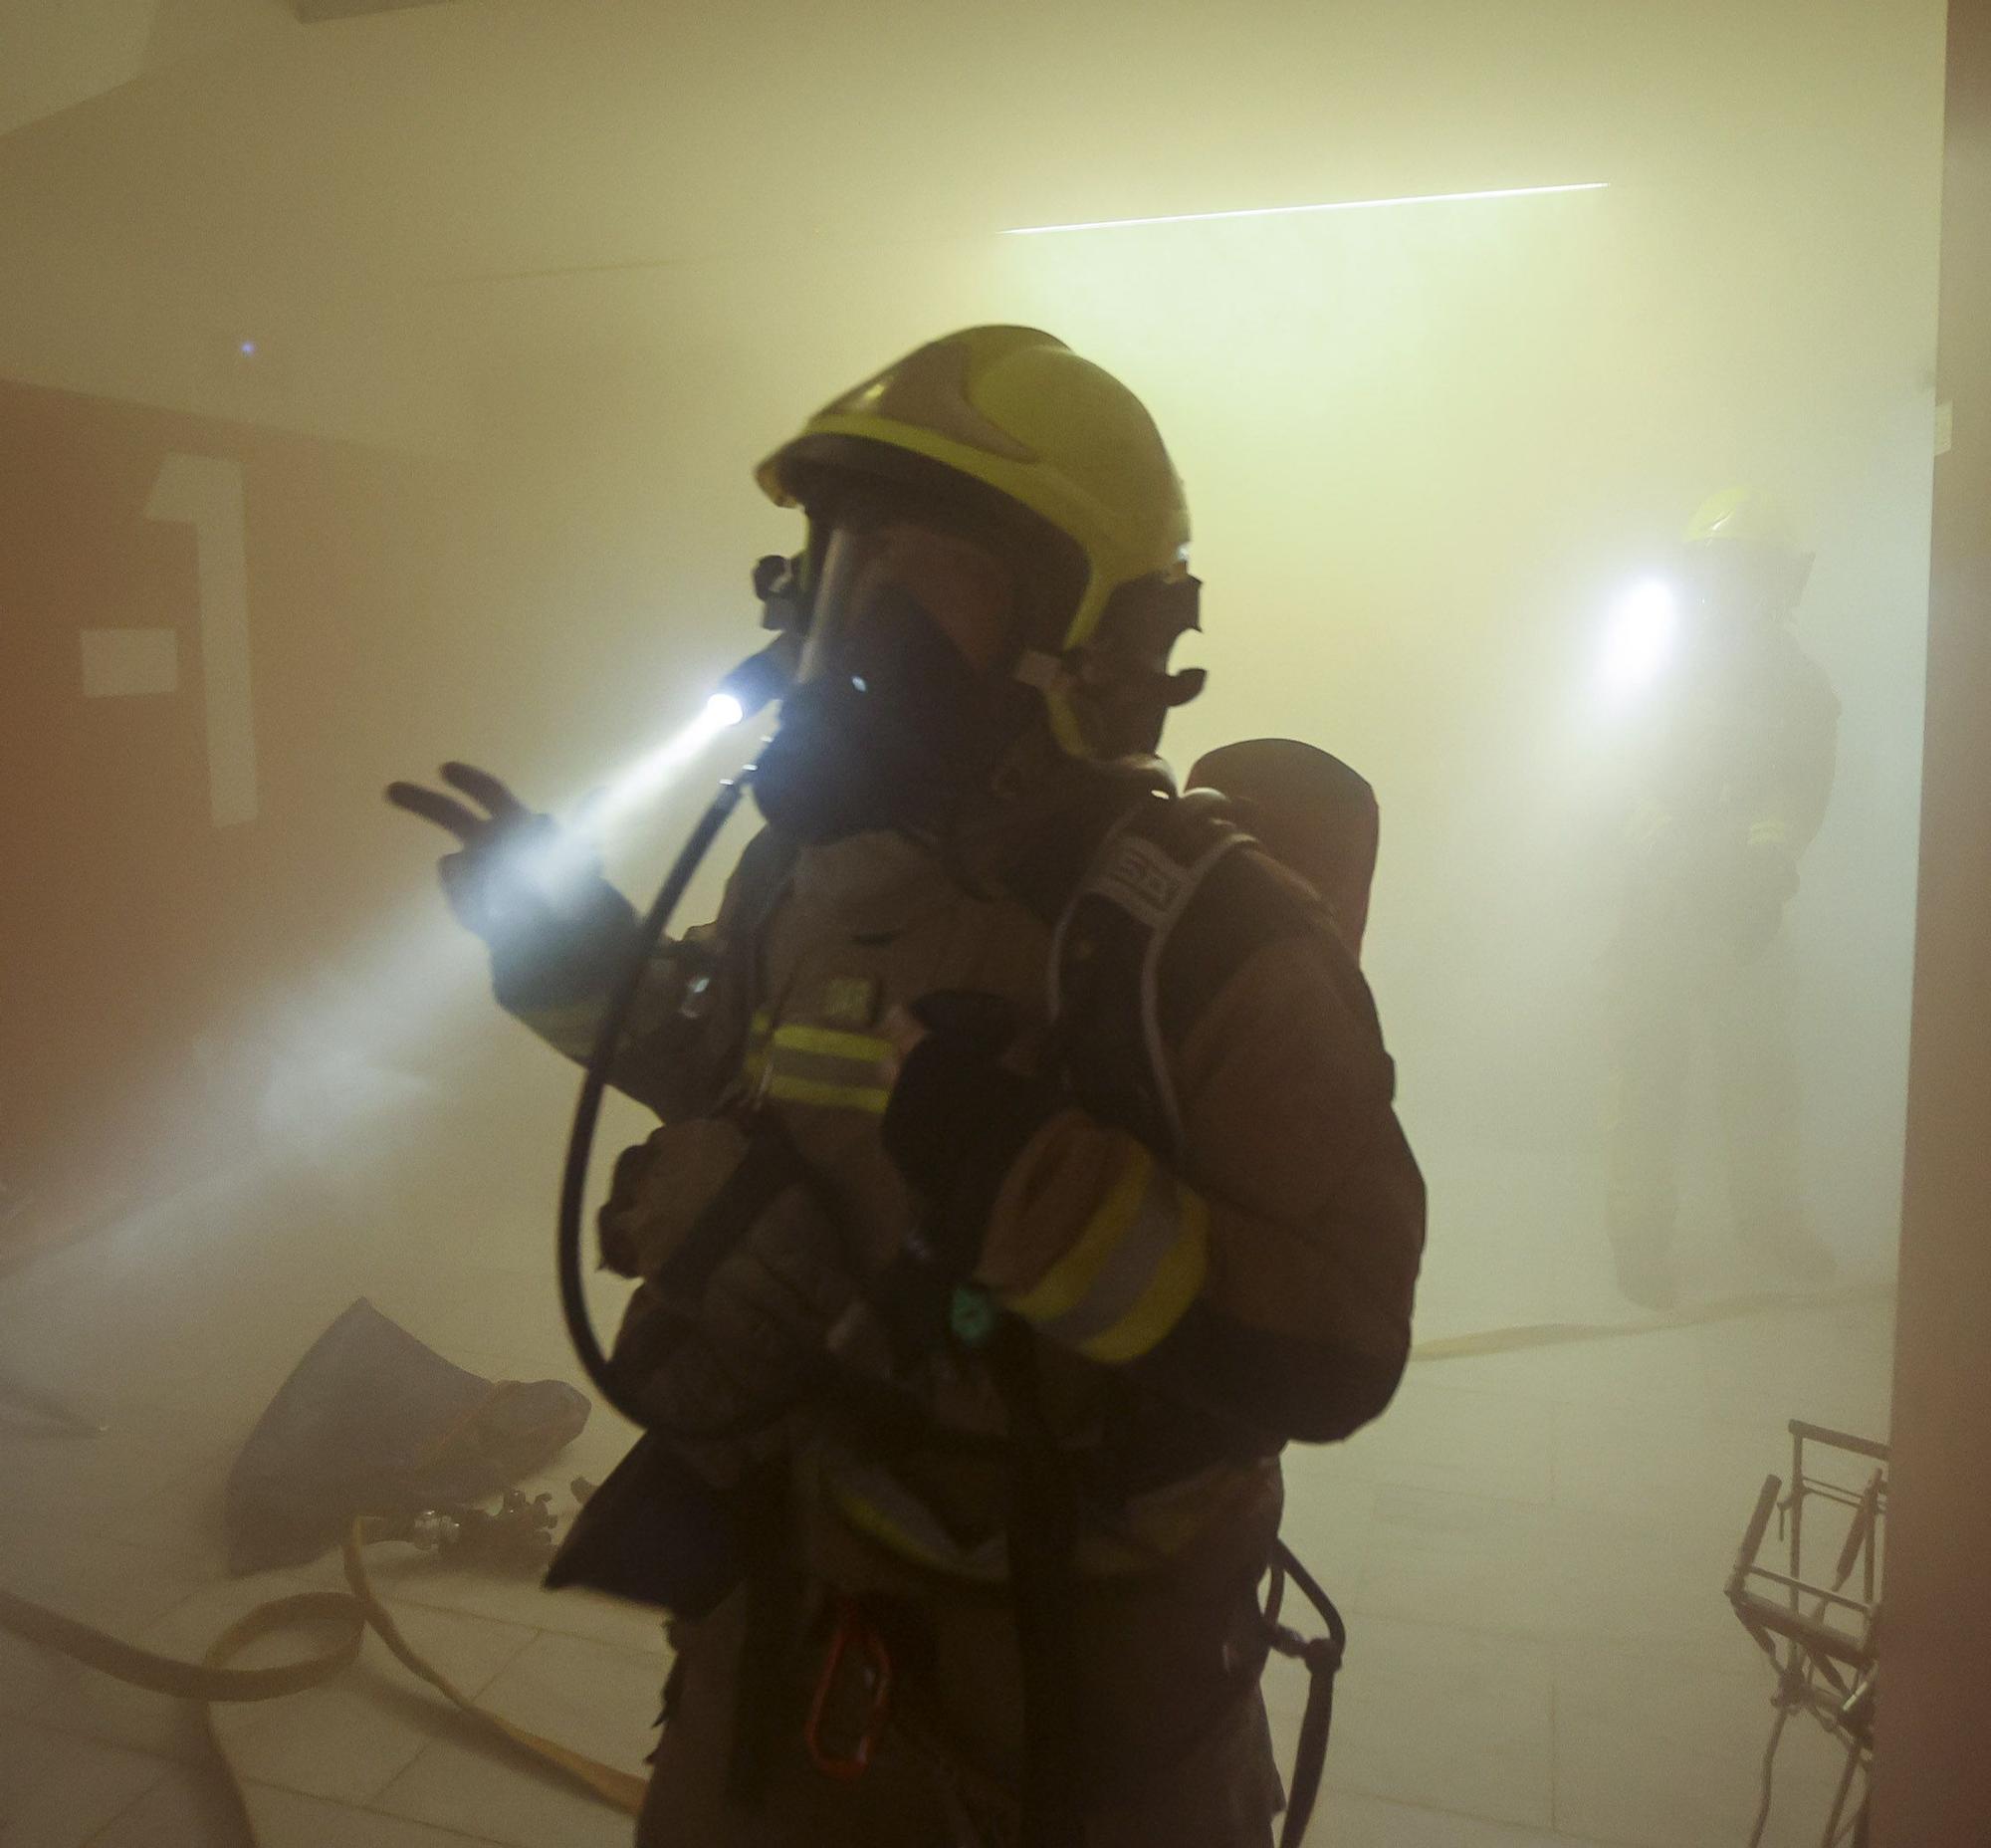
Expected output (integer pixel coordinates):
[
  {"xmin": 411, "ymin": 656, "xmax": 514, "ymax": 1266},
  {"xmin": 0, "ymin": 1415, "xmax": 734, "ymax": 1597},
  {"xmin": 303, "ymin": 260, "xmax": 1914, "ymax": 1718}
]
[
  {"xmin": 1075, "ymin": 1184, "xmax": 1209, "ymax": 1363},
  {"xmin": 828, "ymin": 1480, "xmax": 965, "ymax": 1576},
  {"xmin": 825, "ymin": 1448, "xmax": 1256, "ymax": 1583},
  {"xmin": 1005, "ymin": 1145, "xmax": 1154, "ymax": 1325},
  {"xmin": 823, "ymin": 1459, "xmax": 1008, "ymax": 1581},
  {"xmin": 771, "ymin": 1023, "xmax": 894, "ymax": 1063},
  {"xmin": 1748, "ymin": 817, "xmax": 1788, "ymax": 846},
  {"xmin": 764, "ymin": 1073, "xmax": 891, "ymax": 1113}
]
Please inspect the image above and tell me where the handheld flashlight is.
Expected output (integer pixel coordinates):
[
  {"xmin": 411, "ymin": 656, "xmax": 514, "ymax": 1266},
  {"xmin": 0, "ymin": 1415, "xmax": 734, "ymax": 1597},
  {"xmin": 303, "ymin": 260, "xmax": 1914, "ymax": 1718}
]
[
  {"xmin": 707, "ymin": 630, "xmax": 801, "ymax": 729},
  {"xmin": 1598, "ymin": 578, "xmax": 1679, "ymax": 699}
]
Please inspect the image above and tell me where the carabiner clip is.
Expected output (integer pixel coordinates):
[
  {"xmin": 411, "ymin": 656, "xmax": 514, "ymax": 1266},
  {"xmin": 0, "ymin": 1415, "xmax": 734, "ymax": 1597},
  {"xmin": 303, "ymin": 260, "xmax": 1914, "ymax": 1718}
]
[{"xmin": 804, "ymin": 1595, "xmax": 894, "ymax": 1781}]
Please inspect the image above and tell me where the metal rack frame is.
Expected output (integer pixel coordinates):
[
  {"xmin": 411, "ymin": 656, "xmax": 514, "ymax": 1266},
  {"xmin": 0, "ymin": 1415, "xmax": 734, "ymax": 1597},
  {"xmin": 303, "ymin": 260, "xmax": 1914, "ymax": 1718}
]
[{"xmin": 1727, "ymin": 1419, "xmax": 1886, "ymax": 1848}]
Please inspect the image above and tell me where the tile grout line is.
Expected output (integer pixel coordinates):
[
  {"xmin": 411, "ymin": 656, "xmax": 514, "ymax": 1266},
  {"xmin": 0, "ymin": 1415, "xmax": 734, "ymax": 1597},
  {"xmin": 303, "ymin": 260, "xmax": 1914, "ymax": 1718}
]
[
  {"xmin": 243, "ymin": 1776, "xmax": 518, "ymax": 1847},
  {"xmin": 294, "ymin": 1606, "xmax": 550, "ymax": 1810},
  {"xmin": 356, "ymin": 1580, "xmax": 667, "ymax": 1655},
  {"xmin": 1, "ymin": 1713, "xmax": 181, "ymax": 1847},
  {"xmin": 76, "ymin": 1748, "xmax": 189, "ymax": 1848},
  {"xmin": 366, "ymin": 1619, "xmax": 663, "ymax": 1822},
  {"xmin": 1549, "ymin": 1670, "xmax": 1561, "ymax": 1835},
  {"xmin": 1321, "ymin": 1782, "xmax": 1604, "ymax": 1845}
]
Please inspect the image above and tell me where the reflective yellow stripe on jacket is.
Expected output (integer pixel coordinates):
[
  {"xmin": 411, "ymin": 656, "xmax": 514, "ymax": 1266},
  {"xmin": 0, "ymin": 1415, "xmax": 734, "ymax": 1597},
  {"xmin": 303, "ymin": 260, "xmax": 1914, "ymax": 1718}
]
[
  {"xmin": 1005, "ymin": 1144, "xmax": 1209, "ymax": 1363},
  {"xmin": 744, "ymin": 1011, "xmax": 893, "ymax": 1114}
]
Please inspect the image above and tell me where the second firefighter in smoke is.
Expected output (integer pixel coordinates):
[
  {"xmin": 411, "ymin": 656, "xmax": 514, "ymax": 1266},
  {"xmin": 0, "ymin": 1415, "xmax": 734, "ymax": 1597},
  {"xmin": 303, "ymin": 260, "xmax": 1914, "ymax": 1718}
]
[{"xmin": 1601, "ymin": 487, "xmax": 1840, "ymax": 1311}]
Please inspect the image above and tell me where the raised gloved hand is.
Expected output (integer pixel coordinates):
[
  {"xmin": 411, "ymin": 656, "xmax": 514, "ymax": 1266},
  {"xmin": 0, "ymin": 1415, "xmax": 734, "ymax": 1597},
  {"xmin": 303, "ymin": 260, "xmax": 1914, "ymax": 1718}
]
[{"xmin": 384, "ymin": 762, "xmax": 634, "ymax": 991}]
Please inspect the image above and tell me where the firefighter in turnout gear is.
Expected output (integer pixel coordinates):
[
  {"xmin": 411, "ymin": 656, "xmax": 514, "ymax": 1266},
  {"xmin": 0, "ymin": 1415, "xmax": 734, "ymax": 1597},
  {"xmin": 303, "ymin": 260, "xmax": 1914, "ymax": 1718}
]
[
  {"xmin": 1603, "ymin": 487, "xmax": 1841, "ymax": 1311},
  {"xmin": 388, "ymin": 327, "xmax": 1425, "ymax": 1846}
]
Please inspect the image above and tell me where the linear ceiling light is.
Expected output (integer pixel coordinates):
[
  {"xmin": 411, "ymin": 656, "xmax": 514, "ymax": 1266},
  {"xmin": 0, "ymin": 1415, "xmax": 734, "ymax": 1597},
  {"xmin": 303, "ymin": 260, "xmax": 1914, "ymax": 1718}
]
[{"xmin": 1006, "ymin": 180, "xmax": 1609, "ymax": 236}]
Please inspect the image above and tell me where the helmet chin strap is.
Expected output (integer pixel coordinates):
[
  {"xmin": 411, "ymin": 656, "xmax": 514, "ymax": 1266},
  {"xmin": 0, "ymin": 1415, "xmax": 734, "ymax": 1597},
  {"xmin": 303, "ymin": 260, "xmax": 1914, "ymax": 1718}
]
[
  {"xmin": 1016, "ymin": 570, "xmax": 1206, "ymax": 759},
  {"xmin": 1016, "ymin": 644, "xmax": 1206, "ymax": 761}
]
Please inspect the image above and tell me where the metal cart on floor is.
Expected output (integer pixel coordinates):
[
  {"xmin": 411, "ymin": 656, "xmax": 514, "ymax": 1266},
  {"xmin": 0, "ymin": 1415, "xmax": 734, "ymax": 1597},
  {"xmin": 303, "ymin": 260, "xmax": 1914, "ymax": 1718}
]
[{"xmin": 1727, "ymin": 1419, "xmax": 1886, "ymax": 1848}]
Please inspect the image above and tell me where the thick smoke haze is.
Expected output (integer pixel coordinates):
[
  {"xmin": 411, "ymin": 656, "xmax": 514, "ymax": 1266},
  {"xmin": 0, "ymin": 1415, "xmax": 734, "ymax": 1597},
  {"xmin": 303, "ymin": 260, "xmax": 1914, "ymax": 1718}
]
[{"xmin": 0, "ymin": 0, "xmax": 1942, "ymax": 1364}]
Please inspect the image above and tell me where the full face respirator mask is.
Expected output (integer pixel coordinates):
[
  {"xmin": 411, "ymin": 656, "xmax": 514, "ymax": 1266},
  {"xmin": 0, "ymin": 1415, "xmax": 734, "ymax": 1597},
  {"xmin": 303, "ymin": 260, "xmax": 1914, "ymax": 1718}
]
[{"xmin": 751, "ymin": 498, "xmax": 1042, "ymax": 845}]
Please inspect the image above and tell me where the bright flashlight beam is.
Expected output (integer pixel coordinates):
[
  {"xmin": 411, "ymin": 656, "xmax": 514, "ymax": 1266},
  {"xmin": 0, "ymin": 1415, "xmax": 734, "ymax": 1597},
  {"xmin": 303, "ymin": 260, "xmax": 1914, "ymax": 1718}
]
[
  {"xmin": 210, "ymin": 687, "xmax": 752, "ymax": 1194},
  {"xmin": 569, "ymin": 694, "xmax": 747, "ymax": 841},
  {"xmin": 477, "ymin": 692, "xmax": 755, "ymax": 911},
  {"xmin": 1006, "ymin": 180, "xmax": 1609, "ymax": 236}
]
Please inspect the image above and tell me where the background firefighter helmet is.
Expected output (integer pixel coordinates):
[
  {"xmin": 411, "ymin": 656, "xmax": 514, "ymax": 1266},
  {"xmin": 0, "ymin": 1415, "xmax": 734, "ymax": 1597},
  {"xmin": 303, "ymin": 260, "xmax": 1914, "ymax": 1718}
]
[
  {"xmin": 757, "ymin": 326, "xmax": 1204, "ymax": 764},
  {"xmin": 1681, "ymin": 485, "xmax": 1815, "ymax": 621}
]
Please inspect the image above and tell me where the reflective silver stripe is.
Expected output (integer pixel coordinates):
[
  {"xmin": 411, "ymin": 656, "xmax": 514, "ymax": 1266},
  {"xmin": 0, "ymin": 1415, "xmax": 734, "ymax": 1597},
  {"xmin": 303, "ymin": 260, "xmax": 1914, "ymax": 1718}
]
[{"xmin": 1028, "ymin": 1165, "xmax": 1208, "ymax": 1364}]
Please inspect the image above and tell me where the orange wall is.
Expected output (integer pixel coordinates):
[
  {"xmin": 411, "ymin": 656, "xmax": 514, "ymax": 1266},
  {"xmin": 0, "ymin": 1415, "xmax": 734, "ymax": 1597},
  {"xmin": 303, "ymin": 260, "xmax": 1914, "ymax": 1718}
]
[{"xmin": 0, "ymin": 379, "xmax": 461, "ymax": 1243}]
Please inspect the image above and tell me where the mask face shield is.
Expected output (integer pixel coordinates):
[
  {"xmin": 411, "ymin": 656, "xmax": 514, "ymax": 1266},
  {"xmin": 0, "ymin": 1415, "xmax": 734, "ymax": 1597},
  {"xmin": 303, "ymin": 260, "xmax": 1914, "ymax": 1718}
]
[
  {"xmin": 751, "ymin": 498, "xmax": 1044, "ymax": 843},
  {"xmin": 1681, "ymin": 540, "xmax": 1810, "ymax": 625},
  {"xmin": 794, "ymin": 503, "xmax": 1026, "ymax": 693}
]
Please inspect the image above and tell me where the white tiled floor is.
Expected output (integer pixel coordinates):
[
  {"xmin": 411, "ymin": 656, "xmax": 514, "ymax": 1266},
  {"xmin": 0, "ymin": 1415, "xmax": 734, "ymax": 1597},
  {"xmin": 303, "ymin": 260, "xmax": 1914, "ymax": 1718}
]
[
  {"xmin": 216, "ymin": 1601, "xmax": 538, "ymax": 1805},
  {"xmin": 1267, "ymin": 1613, "xmax": 1557, "ymax": 1830},
  {"xmin": 0, "ymin": 1163, "xmax": 1889, "ymax": 1846},
  {"xmin": 366, "ymin": 1631, "xmax": 664, "ymax": 1848},
  {"xmin": 0, "ymin": 1720, "xmax": 174, "ymax": 1847}
]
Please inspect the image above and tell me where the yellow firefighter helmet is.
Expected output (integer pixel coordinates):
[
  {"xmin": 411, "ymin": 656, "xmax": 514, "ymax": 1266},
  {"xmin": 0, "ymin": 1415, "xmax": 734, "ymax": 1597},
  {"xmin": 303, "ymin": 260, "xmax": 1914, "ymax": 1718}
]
[
  {"xmin": 1682, "ymin": 487, "xmax": 1813, "ymax": 616},
  {"xmin": 758, "ymin": 327, "xmax": 1195, "ymax": 757},
  {"xmin": 1683, "ymin": 486, "xmax": 1805, "ymax": 554}
]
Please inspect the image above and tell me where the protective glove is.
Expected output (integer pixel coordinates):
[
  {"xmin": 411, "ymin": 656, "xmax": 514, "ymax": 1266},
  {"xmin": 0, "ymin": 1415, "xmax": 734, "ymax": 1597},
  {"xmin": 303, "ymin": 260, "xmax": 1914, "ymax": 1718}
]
[
  {"xmin": 597, "ymin": 1116, "xmax": 763, "ymax": 1279},
  {"xmin": 602, "ymin": 1117, "xmax": 857, "ymax": 1485},
  {"xmin": 549, "ymin": 1119, "xmax": 851, "ymax": 1618},
  {"xmin": 880, "ymin": 990, "xmax": 1055, "ymax": 1279},
  {"xmin": 384, "ymin": 761, "xmax": 634, "ymax": 999},
  {"xmin": 1724, "ymin": 841, "xmax": 1798, "ymax": 960}
]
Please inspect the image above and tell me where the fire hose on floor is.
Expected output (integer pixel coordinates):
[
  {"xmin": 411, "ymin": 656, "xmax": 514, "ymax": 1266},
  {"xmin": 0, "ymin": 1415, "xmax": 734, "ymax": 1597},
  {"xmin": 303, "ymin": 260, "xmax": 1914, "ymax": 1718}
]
[
  {"xmin": 0, "ymin": 1518, "xmax": 647, "ymax": 1837},
  {"xmin": 0, "ymin": 1274, "xmax": 1892, "ymax": 1843}
]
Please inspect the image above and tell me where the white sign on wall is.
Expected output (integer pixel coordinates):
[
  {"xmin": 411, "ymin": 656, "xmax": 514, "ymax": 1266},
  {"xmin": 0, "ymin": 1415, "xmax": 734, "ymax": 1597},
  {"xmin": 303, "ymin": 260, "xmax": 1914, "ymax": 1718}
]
[{"xmin": 77, "ymin": 454, "xmax": 259, "ymax": 827}]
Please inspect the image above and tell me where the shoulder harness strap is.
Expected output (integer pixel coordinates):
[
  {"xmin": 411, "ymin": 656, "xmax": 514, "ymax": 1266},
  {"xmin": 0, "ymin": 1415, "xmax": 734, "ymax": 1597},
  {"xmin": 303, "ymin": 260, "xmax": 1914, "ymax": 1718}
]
[{"xmin": 1048, "ymin": 789, "xmax": 1252, "ymax": 1156}]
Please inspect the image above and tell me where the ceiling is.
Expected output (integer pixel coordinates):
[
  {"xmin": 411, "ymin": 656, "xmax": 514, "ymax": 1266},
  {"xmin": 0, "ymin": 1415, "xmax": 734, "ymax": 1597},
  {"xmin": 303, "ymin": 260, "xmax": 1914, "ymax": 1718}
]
[
  {"xmin": 0, "ymin": 0, "xmax": 1939, "ymax": 293},
  {"xmin": 0, "ymin": 0, "xmax": 1947, "ymax": 455}
]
